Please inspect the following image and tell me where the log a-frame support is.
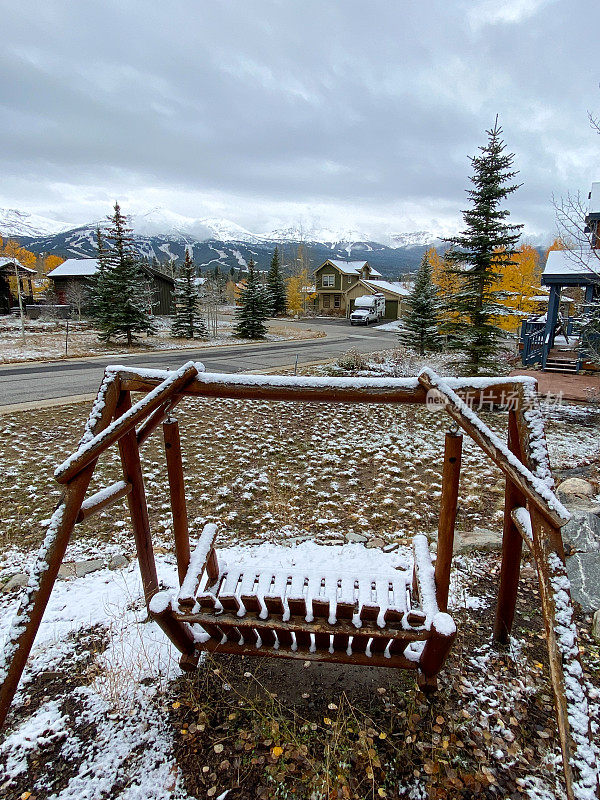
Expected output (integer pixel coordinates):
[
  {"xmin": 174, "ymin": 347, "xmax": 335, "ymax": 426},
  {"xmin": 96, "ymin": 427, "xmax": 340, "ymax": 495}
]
[{"xmin": 0, "ymin": 362, "xmax": 597, "ymax": 800}]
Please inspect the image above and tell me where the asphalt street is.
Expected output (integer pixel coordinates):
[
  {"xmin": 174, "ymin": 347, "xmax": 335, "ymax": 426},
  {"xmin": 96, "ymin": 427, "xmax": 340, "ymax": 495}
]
[{"xmin": 0, "ymin": 319, "xmax": 400, "ymax": 407}]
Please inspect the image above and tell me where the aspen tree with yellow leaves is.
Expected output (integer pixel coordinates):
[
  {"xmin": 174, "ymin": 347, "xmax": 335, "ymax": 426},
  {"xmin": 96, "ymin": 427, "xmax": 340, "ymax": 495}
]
[
  {"xmin": 286, "ymin": 268, "xmax": 316, "ymax": 316},
  {"xmin": 492, "ymin": 243, "xmax": 541, "ymax": 333},
  {"xmin": 428, "ymin": 246, "xmax": 463, "ymax": 325}
]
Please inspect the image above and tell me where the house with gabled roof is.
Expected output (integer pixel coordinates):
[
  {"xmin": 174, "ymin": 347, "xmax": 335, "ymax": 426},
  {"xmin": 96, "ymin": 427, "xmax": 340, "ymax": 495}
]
[
  {"xmin": 47, "ymin": 258, "xmax": 175, "ymax": 315},
  {"xmin": 314, "ymin": 259, "xmax": 410, "ymax": 319}
]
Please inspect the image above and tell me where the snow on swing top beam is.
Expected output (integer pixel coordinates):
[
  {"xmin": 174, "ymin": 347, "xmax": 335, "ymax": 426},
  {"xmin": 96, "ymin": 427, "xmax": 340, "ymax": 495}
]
[{"xmin": 114, "ymin": 364, "xmax": 537, "ymax": 405}]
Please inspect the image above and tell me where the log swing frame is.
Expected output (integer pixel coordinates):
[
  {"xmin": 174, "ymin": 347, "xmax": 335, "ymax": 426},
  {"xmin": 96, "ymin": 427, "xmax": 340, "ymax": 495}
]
[{"xmin": 0, "ymin": 361, "xmax": 597, "ymax": 800}]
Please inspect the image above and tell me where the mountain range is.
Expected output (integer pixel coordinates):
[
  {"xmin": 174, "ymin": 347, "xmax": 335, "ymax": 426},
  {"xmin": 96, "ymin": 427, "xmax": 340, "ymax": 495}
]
[{"xmin": 0, "ymin": 206, "xmax": 441, "ymax": 278}]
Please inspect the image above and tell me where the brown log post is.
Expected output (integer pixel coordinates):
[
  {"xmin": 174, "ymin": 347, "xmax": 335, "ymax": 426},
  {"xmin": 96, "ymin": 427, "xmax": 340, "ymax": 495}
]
[
  {"xmin": 417, "ymin": 613, "xmax": 457, "ymax": 693},
  {"xmin": 116, "ymin": 390, "xmax": 160, "ymax": 604},
  {"xmin": 493, "ymin": 408, "xmax": 527, "ymax": 644},
  {"xmin": 435, "ymin": 429, "xmax": 462, "ymax": 612},
  {"xmin": 116, "ymin": 391, "xmax": 195, "ymax": 656},
  {"xmin": 162, "ymin": 417, "xmax": 191, "ymax": 584},
  {"xmin": 0, "ymin": 373, "xmax": 122, "ymax": 730}
]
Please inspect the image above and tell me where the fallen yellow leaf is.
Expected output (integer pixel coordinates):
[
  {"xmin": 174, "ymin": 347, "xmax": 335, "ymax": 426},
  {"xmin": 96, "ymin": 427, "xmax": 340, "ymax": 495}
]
[{"xmin": 272, "ymin": 746, "xmax": 283, "ymax": 757}]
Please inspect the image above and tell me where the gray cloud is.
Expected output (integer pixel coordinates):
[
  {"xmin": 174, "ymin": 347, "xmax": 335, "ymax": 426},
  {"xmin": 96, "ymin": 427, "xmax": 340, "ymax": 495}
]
[{"xmin": 0, "ymin": 0, "xmax": 599, "ymax": 239}]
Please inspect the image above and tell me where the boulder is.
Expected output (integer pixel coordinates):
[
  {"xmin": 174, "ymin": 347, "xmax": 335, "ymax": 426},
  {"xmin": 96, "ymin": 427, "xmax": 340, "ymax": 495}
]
[
  {"xmin": 592, "ymin": 610, "xmax": 600, "ymax": 644},
  {"xmin": 566, "ymin": 553, "xmax": 600, "ymax": 612},
  {"xmin": 561, "ymin": 510, "xmax": 600, "ymax": 555},
  {"xmin": 108, "ymin": 554, "xmax": 129, "ymax": 570},
  {"xmin": 557, "ymin": 477, "xmax": 596, "ymax": 501},
  {"xmin": 76, "ymin": 559, "xmax": 104, "ymax": 577},
  {"xmin": 2, "ymin": 573, "xmax": 28, "ymax": 592},
  {"xmin": 58, "ymin": 563, "xmax": 77, "ymax": 579},
  {"xmin": 345, "ymin": 532, "xmax": 368, "ymax": 543},
  {"xmin": 58, "ymin": 559, "xmax": 104, "ymax": 579},
  {"xmin": 366, "ymin": 537, "xmax": 386, "ymax": 549},
  {"xmin": 453, "ymin": 528, "xmax": 502, "ymax": 552}
]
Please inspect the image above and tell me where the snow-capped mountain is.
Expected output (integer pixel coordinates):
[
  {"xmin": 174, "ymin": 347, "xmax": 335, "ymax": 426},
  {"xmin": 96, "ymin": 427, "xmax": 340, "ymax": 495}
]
[
  {"xmin": 0, "ymin": 208, "xmax": 71, "ymax": 237},
  {"xmin": 127, "ymin": 208, "xmax": 263, "ymax": 244},
  {"xmin": 2, "ymin": 204, "xmax": 441, "ymax": 277},
  {"xmin": 387, "ymin": 230, "xmax": 438, "ymax": 248}
]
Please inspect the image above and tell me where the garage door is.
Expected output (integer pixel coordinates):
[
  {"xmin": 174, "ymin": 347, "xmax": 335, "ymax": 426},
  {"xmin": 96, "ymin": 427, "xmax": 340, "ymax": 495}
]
[{"xmin": 383, "ymin": 300, "xmax": 398, "ymax": 319}]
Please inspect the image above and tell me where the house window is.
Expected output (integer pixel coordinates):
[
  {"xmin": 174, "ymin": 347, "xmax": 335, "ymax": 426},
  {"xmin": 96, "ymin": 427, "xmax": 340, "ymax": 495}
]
[
  {"xmin": 323, "ymin": 295, "xmax": 330, "ymax": 308},
  {"xmin": 334, "ymin": 295, "xmax": 341, "ymax": 308},
  {"xmin": 322, "ymin": 274, "xmax": 335, "ymax": 287}
]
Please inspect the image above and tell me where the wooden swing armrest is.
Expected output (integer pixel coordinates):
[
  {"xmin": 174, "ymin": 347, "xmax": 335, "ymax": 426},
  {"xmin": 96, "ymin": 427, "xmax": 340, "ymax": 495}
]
[{"xmin": 177, "ymin": 523, "xmax": 219, "ymax": 609}]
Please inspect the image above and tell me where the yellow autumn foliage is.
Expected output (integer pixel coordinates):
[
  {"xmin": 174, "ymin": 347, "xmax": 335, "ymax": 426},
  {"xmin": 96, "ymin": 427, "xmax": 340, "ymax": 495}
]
[
  {"xmin": 429, "ymin": 246, "xmax": 463, "ymax": 324},
  {"xmin": 0, "ymin": 236, "xmax": 64, "ymax": 296},
  {"xmin": 286, "ymin": 268, "xmax": 316, "ymax": 316},
  {"xmin": 492, "ymin": 244, "xmax": 542, "ymax": 333}
]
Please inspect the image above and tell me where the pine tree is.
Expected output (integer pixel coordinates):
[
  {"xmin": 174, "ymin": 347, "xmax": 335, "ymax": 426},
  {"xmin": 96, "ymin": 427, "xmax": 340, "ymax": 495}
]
[
  {"xmin": 267, "ymin": 246, "xmax": 287, "ymax": 315},
  {"xmin": 171, "ymin": 250, "xmax": 207, "ymax": 339},
  {"xmin": 235, "ymin": 257, "xmax": 272, "ymax": 339},
  {"xmin": 443, "ymin": 118, "xmax": 523, "ymax": 375},
  {"xmin": 88, "ymin": 202, "xmax": 156, "ymax": 346},
  {"xmin": 399, "ymin": 252, "xmax": 442, "ymax": 355}
]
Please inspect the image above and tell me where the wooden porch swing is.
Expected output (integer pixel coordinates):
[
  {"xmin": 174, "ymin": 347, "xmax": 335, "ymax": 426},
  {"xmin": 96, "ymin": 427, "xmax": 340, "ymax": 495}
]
[{"xmin": 0, "ymin": 361, "xmax": 597, "ymax": 800}]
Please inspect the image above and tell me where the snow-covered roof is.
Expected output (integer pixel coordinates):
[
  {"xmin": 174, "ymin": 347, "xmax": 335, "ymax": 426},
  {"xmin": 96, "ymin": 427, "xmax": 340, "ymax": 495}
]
[
  {"xmin": 0, "ymin": 256, "xmax": 36, "ymax": 274},
  {"xmin": 325, "ymin": 259, "xmax": 382, "ymax": 278},
  {"xmin": 47, "ymin": 258, "xmax": 99, "ymax": 278},
  {"xmin": 589, "ymin": 182, "xmax": 600, "ymax": 216},
  {"xmin": 543, "ymin": 249, "xmax": 600, "ymax": 279},
  {"xmin": 362, "ymin": 279, "xmax": 411, "ymax": 297}
]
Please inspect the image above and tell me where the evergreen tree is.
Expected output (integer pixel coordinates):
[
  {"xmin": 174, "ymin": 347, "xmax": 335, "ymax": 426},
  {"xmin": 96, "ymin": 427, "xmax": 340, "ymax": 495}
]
[
  {"xmin": 399, "ymin": 252, "xmax": 442, "ymax": 355},
  {"xmin": 171, "ymin": 250, "xmax": 207, "ymax": 339},
  {"xmin": 443, "ymin": 118, "xmax": 523, "ymax": 375},
  {"xmin": 235, "ymin": 257, "xmax": 272, "ymax": 339},
  {"xmin": 88, "ymin": 202, "xmax": 156, "ymax": 346},
  {"xmin": 267, "ymin": 246, "xmax": 287, "ymax": 315}
]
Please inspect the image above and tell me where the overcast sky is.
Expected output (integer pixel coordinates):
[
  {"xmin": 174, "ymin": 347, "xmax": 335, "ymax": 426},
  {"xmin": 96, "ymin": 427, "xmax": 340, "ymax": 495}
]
[{"xmin": 1, "ymin": 0, "xmax": 599, "ymax": 240}]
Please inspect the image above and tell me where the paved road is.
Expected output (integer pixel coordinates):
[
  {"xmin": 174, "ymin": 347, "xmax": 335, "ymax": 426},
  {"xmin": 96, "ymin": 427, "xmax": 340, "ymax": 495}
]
[{"xmin": 0, "ymin": 319, "xmax": 399, "ymax": 407}]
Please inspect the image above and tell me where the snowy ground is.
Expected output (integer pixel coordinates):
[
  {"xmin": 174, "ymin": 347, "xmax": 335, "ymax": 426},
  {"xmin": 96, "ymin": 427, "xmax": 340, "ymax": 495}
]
[
  {"xmin": 0, "ymin": 367, "xmax": 599, "ymax": 798},
  {"xmin": 0, "ymin": 315, "xmax": 323, "ymax": 363}
]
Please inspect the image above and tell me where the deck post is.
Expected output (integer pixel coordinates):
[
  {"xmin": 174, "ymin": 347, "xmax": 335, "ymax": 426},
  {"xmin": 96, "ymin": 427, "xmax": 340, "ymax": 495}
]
[
  {"xmin": 162, "ymin": 417, "xmax": 191, "ymax": 584},
  {"xmin": 544, "ymin": 283, "xmax": 561, "ymax": 358},
  {"xmin": 435, "ymin": 430, "xmax": 462, "ymax": 612},
  {"xmin": 493, "ymin": 409, "xmax": 526, "ymax": 644}
]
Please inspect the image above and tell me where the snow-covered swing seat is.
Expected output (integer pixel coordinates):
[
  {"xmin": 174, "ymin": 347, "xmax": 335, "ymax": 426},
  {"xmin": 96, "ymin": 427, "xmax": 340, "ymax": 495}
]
[{"xmin": 0, "ymin": 361, "xmax": 597, "ymax": 800}]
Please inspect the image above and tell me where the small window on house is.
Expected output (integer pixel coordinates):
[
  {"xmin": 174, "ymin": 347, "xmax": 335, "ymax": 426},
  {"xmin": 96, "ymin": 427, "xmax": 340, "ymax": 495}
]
[
  {"xmin": 322, "ymin": 274, "xmax": 335, "ymax": 287},
  {"xmin": 334, "ymin": 295, "xmax": 341, "ymax": 308},
  {"xmin": 323, "ymin": 295, "xmax": 330, "ymax": 308}
]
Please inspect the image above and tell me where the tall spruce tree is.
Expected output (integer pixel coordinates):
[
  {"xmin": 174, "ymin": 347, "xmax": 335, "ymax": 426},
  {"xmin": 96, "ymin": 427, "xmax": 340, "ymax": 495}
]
[
  {"xmin": 171, "ymin": 250, "xmax": 207, "ymax": 339},
  {"xmin": 88, "ymin": 202, "xmax": 156, "ymax": 346},
  {"xmin": 235, "ymin": 257, "xmax": 272, "ymax": 339},
  {"xmin": 267, "ymin": 246, "xmax": 287, "ymax": 315},
  {"xmin": 443, "ymin": 119, "xmax": 523, "ymax": 375},
  {"xmin": 399, "ymin": 251, "xmax": 442, "ymax": 355}
]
